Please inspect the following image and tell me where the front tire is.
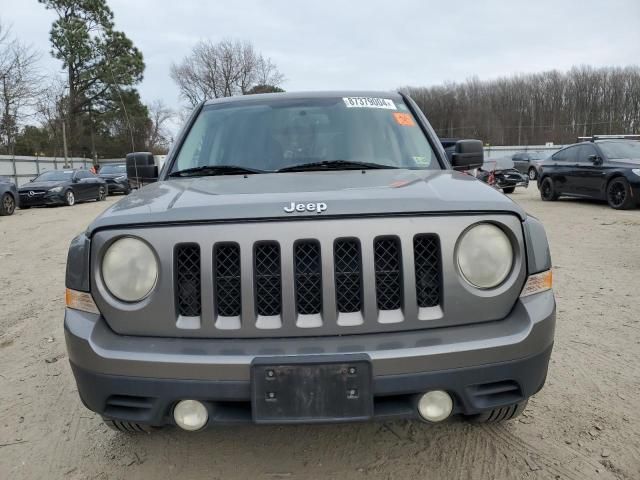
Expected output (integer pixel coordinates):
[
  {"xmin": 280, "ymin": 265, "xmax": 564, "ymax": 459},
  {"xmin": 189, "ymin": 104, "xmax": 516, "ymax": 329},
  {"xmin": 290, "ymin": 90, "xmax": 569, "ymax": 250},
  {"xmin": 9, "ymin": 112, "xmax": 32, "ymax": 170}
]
[
  {"xmin": 0, "ymin": 193, "xmax": 16, "ymax": 216},
  {"xmin": 102, "ymin": 417, "xmax": 155, "ymax": 434},
  {"xmin": 65, "ymin": 190, "xmax": 76, "ymax": 206},
  {"xmin": 606, "ymin": 177, "xmax": 634, "ymax": 210},
  {"xmin": 528, "ymin": 167, "xmax": 537, "ymax": 180},
  {"xmin": 467, "ymin": 400, "xmax": 528, "ymax": 423},
  {"xmin": 502, "ymin": 187, "xmax": 516, "ymax": 194},
  {"xmin": 540, "ymin": 178, "xmax": 559, "ymax": 201},
  {"xmin": 97, "ymin": 186, "xmax": 107, "ymax": 201}
]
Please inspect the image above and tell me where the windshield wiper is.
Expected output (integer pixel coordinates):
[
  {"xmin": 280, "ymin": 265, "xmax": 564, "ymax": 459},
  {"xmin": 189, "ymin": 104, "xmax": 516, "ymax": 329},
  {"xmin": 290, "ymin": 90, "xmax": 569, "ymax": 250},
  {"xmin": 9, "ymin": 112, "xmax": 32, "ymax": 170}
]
[
  {"xmin": 277, "ymin": 160, "xmax": 398, "ymax": 173},
  {"xmin": 168, "ymin": 165, "xmax": 265, "ymax": 177}
]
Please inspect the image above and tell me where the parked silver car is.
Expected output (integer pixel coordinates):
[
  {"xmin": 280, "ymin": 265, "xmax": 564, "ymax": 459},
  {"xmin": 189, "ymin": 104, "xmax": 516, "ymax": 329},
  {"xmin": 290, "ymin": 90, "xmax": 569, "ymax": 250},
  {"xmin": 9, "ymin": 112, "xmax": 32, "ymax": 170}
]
[{"xmin": 512, "ymin": 151, "xmax": 548, "ymax": 180}]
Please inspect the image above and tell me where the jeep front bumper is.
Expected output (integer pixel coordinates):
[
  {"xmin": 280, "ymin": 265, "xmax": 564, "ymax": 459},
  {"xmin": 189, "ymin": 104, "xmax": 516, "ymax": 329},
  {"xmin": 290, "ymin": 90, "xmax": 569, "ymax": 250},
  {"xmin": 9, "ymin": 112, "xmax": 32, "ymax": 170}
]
[{"xmin": 65, "ymin": 290, "xmax": 555, "ymax": 426}]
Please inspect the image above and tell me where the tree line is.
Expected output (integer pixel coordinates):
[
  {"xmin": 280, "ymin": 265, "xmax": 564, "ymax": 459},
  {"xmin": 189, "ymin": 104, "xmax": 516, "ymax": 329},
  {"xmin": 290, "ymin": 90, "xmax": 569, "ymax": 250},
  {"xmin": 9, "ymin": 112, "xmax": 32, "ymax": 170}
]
[
  {"xmin": 403, "ymin": 66, "xmax": 640, "ymax": 145},
  {"xmin": 0, "ymin": 0, "xmax": 284, "ymax": 161}
]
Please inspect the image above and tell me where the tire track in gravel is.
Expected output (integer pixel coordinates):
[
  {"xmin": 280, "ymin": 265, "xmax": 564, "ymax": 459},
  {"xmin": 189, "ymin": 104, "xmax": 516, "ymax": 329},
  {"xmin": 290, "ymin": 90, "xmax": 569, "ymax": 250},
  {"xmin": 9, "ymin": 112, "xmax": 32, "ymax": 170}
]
[
  {"xmin": 3, "ymin": 184, "xmax": 640, "ymax": 480},
  {"xmin": 481, "ymin": 424, "xmax": 613, "ymax": 480}
]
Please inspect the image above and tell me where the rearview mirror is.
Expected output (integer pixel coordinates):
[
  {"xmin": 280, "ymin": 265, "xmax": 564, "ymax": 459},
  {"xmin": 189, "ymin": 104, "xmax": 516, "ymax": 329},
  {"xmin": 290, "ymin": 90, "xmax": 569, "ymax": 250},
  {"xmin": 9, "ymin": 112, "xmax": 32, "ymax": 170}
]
[
  {"xmin": 451, "ymin": 140, "xmax": 484, "ymax": 170},
  {"xmin": 126, "ymin": 152, "xmax": 158, "ymax": 189}
]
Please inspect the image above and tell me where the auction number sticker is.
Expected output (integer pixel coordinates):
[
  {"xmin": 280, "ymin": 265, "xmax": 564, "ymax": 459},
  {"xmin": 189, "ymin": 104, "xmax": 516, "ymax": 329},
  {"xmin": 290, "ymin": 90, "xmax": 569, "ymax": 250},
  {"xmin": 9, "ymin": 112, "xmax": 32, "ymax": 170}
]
[{"xmin": 343, "ymin": 97, "xmax": 396, "ymax": 109}]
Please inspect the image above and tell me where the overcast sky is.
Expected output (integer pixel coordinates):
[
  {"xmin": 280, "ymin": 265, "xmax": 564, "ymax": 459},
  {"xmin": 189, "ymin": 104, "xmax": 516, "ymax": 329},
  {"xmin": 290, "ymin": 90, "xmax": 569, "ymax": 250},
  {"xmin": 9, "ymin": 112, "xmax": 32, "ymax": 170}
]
[{"xmin": 2, "ymin": 0, "xmax": 639, "ymax": 114}]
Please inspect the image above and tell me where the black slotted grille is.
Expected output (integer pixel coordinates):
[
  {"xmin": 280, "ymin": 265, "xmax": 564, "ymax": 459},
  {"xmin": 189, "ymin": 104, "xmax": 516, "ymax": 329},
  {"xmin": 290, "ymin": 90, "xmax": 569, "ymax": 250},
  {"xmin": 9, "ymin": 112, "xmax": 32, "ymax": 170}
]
[
  {"xmin": 374, "ymin": 238, "xmax": 402, "ymax": 310},
  {"xmin": 255, "ymin": 243, "xmax": 282, "ymax": 316},
  {"xmin": 414, "ymin": 235, "xmax": 441, "ymax": 307},
  {"xmin": 294, "ymin": 241, "xmax": 322, "ymax": 315},
  {"xmin": 175, "ymin": 244, "xmax": 201, "ymax": 317},
  {"xmin": 214, "ymin": 244, "xmax": 241, "ymax": 317},
  {"xmin": 334, "ymin": 239, "xmax": 362, "ymax": 313}
]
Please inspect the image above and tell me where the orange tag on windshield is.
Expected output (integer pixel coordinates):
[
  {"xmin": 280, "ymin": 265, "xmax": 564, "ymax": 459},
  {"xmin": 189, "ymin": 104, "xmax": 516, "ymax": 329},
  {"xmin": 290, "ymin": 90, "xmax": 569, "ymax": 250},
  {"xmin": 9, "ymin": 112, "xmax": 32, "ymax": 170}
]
[{"xmin": 392, "ymin": 112, "xmax": 415, "ymax": 126}]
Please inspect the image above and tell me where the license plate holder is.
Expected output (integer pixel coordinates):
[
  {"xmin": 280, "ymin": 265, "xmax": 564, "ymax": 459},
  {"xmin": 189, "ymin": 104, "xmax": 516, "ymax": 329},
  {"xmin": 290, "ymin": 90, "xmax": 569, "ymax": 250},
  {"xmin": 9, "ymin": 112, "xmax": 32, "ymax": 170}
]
[{"xmin": 251, "ymin": 356, "xmax": 373, "ymax": 424}]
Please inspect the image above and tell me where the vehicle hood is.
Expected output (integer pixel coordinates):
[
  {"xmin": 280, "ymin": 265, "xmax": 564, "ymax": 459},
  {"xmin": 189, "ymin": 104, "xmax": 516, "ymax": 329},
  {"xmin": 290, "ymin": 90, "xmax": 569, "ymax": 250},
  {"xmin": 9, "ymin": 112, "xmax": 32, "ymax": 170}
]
[
  {"xmin": 18, "ymin": 181, "xmax": 67, "ymax": 191},
  {"xmin": 87, "ymin": 169, "xmax": 526, "ymax": 234}
]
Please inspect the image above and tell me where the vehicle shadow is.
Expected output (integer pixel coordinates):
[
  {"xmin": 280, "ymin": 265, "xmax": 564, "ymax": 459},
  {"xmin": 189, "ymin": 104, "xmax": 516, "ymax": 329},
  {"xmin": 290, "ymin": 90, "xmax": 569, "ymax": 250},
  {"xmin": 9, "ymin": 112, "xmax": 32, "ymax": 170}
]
[
  {"xmin": 554, "ymin": 197, "xmax": 640, "ymax": 210},
  {"xmin": 97, "ymin": 420, "xmax": 483, "ymax": 477},
  {"xmin": 87, "ymin": 415, "xmax": 608, "ymax": 480}
]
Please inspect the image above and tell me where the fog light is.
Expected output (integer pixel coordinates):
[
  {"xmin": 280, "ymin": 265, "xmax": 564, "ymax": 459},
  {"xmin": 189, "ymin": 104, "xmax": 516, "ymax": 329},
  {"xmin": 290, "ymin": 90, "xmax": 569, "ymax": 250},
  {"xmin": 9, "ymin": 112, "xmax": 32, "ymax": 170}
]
[
  {"xmin": 173, "ymin": 400, "xmax": 208, "ymax": 431},
  {"xmin": 417, "ymin": 390, "xmax": 453, "ymax": 422}
]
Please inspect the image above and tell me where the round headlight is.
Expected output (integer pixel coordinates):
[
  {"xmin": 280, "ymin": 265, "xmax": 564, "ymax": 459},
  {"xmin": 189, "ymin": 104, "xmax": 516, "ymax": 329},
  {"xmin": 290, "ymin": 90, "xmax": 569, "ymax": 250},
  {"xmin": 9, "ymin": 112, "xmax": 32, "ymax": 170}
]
[
  {"xmin": 102, "ymin": 237, "xmax": 158, "ymax": 302},
  {"xmin": 457, "ymin": 223, "xmax": 513, "ymax": 289}
]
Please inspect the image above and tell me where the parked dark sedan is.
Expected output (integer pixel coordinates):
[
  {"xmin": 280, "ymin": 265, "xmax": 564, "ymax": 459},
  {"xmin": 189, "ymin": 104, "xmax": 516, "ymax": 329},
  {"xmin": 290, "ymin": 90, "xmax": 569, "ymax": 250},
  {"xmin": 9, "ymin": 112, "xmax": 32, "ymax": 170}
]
[
  {"xmin": 98, "ymin": 163, "xmax": 130, "ymax": 194},
  {"xmin": 538, "ymin": 139, "xmax": 640, "ymax": 209},
  {"xmin": 0, "ymin": 176, "xmax": 19, "ymax": 216},
  {"xmin": 18, "ymin": 169, "xmax": 107, "ymax": 208},
  {"xmin": 476, "ymin": 157, "xmax": 529, "ymax": 194}
]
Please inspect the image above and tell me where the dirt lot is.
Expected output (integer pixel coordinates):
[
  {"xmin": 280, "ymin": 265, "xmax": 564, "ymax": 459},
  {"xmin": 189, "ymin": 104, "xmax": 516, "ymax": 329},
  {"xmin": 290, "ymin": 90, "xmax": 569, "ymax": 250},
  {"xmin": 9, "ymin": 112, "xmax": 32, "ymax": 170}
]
[{"xmin": 0, "ymin": 187, "xmax": 639, "ymax": 480}]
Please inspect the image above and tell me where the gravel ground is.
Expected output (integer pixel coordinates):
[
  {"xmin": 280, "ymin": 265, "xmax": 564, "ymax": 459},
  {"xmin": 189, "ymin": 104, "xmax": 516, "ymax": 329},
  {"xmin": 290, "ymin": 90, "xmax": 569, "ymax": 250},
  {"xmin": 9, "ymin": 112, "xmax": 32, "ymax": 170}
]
[{"xmin": 0, "ymin": 187, "xmax": 639, "ymax": 480}]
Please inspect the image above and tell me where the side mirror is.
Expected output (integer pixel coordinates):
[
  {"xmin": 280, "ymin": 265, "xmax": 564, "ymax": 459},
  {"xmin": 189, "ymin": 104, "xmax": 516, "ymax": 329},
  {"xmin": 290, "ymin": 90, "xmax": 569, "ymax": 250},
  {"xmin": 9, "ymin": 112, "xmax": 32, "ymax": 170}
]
[
  {"xmin": 126, "ymin": 152, "xmax": 158, "ymax": 189},
  {"xmin": 451, "ymin": 140, "xmax": 484, "ymax": 170},
  {"xmin": 72, "ymin": 176, "xmax": 79, "ymax": 183},
  {"xmin": 588, "ymin": 154, "xmax": 603, "ymax": 165}
]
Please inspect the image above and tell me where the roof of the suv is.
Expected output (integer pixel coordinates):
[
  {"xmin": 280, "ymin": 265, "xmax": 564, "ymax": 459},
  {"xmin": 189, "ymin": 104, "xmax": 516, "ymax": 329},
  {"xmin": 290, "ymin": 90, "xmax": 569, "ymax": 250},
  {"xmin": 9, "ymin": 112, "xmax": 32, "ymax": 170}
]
[{"xmin": 203, "ymin": 90, "xmax": 403, "ymax": 106}]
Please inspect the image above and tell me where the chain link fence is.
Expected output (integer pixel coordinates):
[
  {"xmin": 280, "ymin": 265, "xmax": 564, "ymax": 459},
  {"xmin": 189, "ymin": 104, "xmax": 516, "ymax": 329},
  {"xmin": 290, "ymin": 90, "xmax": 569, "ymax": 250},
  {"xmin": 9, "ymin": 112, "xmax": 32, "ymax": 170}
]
[
  {"xmin": 1, "ymin": 147, "xmax": 563, "ymax": 187},
  {"xmin": 0, "ymin": 155, "xmax": 125, "ymax": 186}
]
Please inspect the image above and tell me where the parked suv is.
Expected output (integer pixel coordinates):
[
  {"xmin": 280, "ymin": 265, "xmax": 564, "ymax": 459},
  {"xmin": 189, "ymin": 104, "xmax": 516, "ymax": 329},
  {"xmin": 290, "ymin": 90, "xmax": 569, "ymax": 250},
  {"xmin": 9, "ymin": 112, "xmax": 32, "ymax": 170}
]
[
  {"xmin": 538, "ymin": 138, "xmax": 640, "ymax": 209},
  {"xmin": 64, "ymin": 91, "xmax": 555, "ymax": 432}
]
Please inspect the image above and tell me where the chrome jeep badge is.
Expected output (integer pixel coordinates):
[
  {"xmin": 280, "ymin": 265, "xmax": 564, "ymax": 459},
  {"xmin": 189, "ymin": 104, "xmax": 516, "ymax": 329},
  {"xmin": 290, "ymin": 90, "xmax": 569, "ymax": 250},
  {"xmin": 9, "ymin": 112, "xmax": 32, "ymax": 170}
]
[{"xmin": 284, "ymin": 202, "xmax": 328, "ymax": 214}]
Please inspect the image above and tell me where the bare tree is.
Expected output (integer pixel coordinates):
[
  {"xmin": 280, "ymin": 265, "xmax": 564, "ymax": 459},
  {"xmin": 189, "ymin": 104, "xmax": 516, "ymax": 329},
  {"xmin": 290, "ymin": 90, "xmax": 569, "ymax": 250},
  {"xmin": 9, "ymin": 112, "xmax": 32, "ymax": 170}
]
[
  {"xmin": 33, "ymin": 77, "xmax": 67, "ymax": 156},
  {"xmin": 170, "ymin": 39, "xmax": 284, "ymax": 107},
  {"xmin": 255, "ymin": 55, "xmax": 284, "ymax": 87},
  {"xmin": 145, "ymin": 99, "xmax": 174, "ymax": 153},
  {"xmin": 0, "ymin": 21, "xmax": 41, "ymax": 152}
]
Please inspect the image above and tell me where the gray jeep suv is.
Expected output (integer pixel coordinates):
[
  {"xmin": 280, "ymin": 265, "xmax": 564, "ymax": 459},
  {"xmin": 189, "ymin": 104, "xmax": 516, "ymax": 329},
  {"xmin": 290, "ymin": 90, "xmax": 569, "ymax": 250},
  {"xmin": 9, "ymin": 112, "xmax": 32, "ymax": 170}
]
[{"xmin": 64, "ymin": 91, "xmax": 555, "ymax": 432}]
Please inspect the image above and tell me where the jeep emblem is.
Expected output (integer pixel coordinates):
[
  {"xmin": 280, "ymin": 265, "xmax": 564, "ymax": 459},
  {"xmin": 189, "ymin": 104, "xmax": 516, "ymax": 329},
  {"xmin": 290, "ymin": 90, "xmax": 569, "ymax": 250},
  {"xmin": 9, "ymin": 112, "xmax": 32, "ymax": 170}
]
[{"xmin": 284, "ymin": 202, "xmax": 327, "ymax": 214}]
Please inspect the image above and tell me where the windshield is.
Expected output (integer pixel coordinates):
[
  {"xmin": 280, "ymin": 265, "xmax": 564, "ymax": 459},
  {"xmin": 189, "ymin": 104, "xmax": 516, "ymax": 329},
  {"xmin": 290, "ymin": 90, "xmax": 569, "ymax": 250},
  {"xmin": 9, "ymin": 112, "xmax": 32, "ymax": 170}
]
[
  {"xmin": 100, "ymin": 164, "xmax": 126, "ymax": 174},
  {"xmin": 598, "ymin": 141, "xmax": 640, "ymax": 159},
  {"xmin": 171, "ymin": 96, "xmax": 440, "ymax": 173},
  {"xmin": 34, "ymin": 170, "xmax": 73, "ymax": 182},
  {"xmin": 529, "ymin": 152, "xmax": 546, "ymax": 160}
]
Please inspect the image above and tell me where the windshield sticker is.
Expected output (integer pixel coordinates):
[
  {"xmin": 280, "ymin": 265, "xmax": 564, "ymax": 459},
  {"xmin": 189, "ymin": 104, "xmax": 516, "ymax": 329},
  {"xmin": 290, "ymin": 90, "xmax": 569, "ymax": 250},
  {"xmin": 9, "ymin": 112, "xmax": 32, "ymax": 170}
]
[
  {"xmin": 392, "ymin": 112, "xmax": 415, "ymax": 126},
  {"xmin": 342, "ymin": 97, "xmax": 396, "ymax": 109},
  {"xmin": 413, "ymin": 156, "xmax": 429, "ymax": 165}
]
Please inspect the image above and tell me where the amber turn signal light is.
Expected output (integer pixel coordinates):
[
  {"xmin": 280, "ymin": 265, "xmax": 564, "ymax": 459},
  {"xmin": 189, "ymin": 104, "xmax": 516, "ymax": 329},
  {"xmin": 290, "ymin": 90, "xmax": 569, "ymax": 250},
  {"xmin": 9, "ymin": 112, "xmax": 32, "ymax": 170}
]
[
  {"xmin": 520, "ymin": 270, "xmax": 553, "ymax": 297},
  {"xmin": 65, "ymin": 288, "xmax": 100, "ymax": 314}
]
